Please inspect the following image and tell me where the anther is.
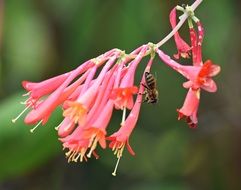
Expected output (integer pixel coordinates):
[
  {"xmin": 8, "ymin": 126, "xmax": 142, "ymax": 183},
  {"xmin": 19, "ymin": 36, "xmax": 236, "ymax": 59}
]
[
  {"xmin": 87, "ymin": 138, "xmax": 98, "ymax": 158},
  {"xmin": 30, "ymin": 120, "xmax": 42, "ymax": 133},
  {"xmin": 55, "ymin": 120, "xmax": 64, "ymax": 131},
  {"xmin": 12, "ymin": 104, "xmax": 31, "ymax": 123},
  {"xmin": 22, "ymin": 92, "xmax": 30, "ymax": 96},
  {"xmin": 112, "ymin": 156, "xmax": 121, "ymax": 176},
  {"xmin": 20, "ymin": 97, "xmax": 30, "ymax": 105},
  {"xmin": 73, "ymin": 153, "xmax": 81, "ymax": 162}
]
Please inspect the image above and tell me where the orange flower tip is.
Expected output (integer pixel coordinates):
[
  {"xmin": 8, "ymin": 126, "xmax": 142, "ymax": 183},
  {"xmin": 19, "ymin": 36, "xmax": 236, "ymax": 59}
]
[
  {"xmin": 30, "ymin": 120, "xmax": 42, "ymax": 133},
  {"xmin": 11, "ymin": 104, "xmax": 32, "ymax": 123}
]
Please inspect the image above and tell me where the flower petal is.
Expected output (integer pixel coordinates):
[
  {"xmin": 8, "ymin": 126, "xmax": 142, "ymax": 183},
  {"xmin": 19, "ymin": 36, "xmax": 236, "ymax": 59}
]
[
  {"xmin": 170, "ymin": 8, "xmax": 191, "ymax": 59},
  {"xmin": 201, "ymin": 78, "xmax": 217, "ymax": 92}
]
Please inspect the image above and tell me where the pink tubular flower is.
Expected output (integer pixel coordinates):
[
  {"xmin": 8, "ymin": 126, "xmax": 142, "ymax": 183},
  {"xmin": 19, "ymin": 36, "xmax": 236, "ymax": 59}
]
[
  {"xmin": 13, "ymin": 49, "xmax": 119, "ymax": 129},
  {"xmin": 107, "ymin": 93, "xmax": 142, "ymax": 176},
  {"xmin": 107, "ymin": 56, "xmax": 154, "ymax": 176},
  {"xmin": 177, "ymin": 88, "xmax": 200, "ymax": 128},
  {"xmin": 13, "ymin": 0, "xmax": 219, "ymax": 175},
  {"xmin": 110, "ymin": 46, "xmax": 148, "ymax": 110},
  {"xmin": 62, "ymin": 55, "xmax": 118, "ymax": 127},
  {"xmin": 60, "ymin": 63, "xmax": 118, "ymax": 161},
  {"xmin": 61, "ymin": 100, "xmax": 114, "ymax": 162},
  {"xmin": 170, "ymin": 7, "xmax": 191, "ymax": 59},
  {"xmin": 58, "ymin": 63, "xmax": 117, "ymax": 138},
  {"xmin": 156, "ymin": 46, "xmax": 220, "ymax": 93},
  {"xmin": 12, "ymin": 62, "xmax": 91, "ymax": 125},
  {"xmin": 189, "ymin": 21, "xmax": 204, "ymax": 66},
  {"xmin": 156, "ymin": 47, "xmax": 220, "ymax": 127}
]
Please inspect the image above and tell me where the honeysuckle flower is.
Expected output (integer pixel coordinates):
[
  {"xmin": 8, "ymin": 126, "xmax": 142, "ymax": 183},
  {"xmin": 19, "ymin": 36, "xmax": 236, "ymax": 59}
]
[
  {"xmin": 110, "ymin": 46, "xmax": 148, "ymax": 110},
  {"xmin": 108, "ymin": 56, "xmax": 154, "ymax": 176},
  {"xmin": 156, "ymin": 48, "xmax": 221, "ymax": 86},
  {"xmin": 61, "ymin": 100, "xmax": 115, "ymax": 162},
  {"xmin": 177, "ymin": 88, "xmax": 200, "ymax": 128},
  {"xmin": 22, "ymin": 72, "xmax": 71, "ymax": 104},
  {"xmin": 13, "ymin": 0, "xmax": 219, "ymax": 175},
  {"xmin": 61, "ymin": 126, "xmax": 90, "ymax": 162},
  {"xmin": 83, "ymin": 100, "xmax": 114, "ymax": 157},
  {"xmin": 189, "ymin": 21, "xmax": 204, "ymax": 66},
  {"xmin": 182, "ymin": 60, "xmax": 221, "ymax": 92},
  {"xmin": 170, "ymin": 7, "xmax": 191, "ymax": 59},
  {"xmin": 12, "ymin": 60, "xmax": 94, "ymax": 127},
  {"xmin": 62, "ymin": 55, "xmax": 118, "ymax": 126},
  {"xmin": 13, "ymin": 49, "xmax": 118, "ymax": 129},
  {"xmin": 107, "ymin": 90, "xmax": 142, "ymax": 176},
  {"xmin": 156, "ymin": 27, "xmax": 220, "ymax": 128}
]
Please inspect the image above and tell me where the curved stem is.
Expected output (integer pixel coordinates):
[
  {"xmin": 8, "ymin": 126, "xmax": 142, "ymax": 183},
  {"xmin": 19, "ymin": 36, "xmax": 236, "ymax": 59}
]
[
  {"xmin": 156, "ymin": 0, "xmax": 203, "ymax": 47},
  {"xmin": 126, "ymin": 0, "xmax": 203, "ymax": 60}
]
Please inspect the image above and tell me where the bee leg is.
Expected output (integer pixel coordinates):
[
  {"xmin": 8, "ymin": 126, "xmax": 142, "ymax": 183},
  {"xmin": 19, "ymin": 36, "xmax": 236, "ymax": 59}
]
[
  {"xmin": 143, "ymin": 96, "xmax": 149, "ymax": 103},
  {"xmin": 139, "ymin": 91, "xmax": 146, "ymax": 95},
  {"xmin": 141, "ymin": 83, "xmax": 150, "ymax": 90}
]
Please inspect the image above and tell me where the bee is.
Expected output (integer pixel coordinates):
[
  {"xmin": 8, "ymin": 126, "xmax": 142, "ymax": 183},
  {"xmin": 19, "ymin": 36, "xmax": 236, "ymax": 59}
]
[{"xmin": 141, "ymin": 72, "xmax": 158, "ymax": 104}]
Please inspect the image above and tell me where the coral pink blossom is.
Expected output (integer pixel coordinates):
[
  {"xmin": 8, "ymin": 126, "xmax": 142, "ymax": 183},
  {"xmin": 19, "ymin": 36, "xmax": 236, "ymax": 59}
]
[
  {"xmin": 156, "ymin": 49, "xmax": 220, "ymax": 93},
  {"xmin": 177, "ymin": 88, "xmax": 200, "ymax": 128},
  {"xmin": 63, "ymin": 55, "xmax": 118, "ymax": 126},
  {"xmin": 24, "ymin": 60, "xmax": 94, "ymax": 125},
  {"xmin": 61, "ymin": 100, "xmax": 114, "ymax": 162},
  {"xmin": 170, "ymin": 7, "xmax": 191, "ymax": 59},
  {"xmin": 13, "ymin": 0, "xmax": 220, "ymax": 175},
  {"xmin": 156, "ymin": 48, "xmax": 220, "ymax": 127},
  {"xmin": 189, "ymin": 21, "xmax": 204, "ymax": 66},
  {"xmin": 110, "ymin": 46, "xmax": 148, "ymax": 110},
  {"xmin": 108, "ymin": 90, "xmax": 143, "ymax": 155}
]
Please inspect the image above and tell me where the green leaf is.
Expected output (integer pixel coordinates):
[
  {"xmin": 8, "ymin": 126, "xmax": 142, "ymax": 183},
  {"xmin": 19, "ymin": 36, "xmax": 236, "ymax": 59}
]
[
  {"xmin": 0, "ymin": 92, "xmax": 62, "ymax": 180},
  {"xmin": 4, "ymin": 0, "xmax": 53, "ymax": 86}
]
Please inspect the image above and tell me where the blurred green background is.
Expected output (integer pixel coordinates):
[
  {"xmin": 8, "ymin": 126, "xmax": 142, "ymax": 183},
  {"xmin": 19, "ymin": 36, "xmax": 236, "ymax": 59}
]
[{"xmin": 0, "ymin": 0, "xmax": 240, "ymax": 189}]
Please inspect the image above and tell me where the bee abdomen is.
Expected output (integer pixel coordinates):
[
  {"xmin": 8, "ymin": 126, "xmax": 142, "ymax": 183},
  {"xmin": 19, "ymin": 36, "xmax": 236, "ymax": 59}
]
[{"xmin": 145, "ymin": 72, "xmax": 156, "ymax": 88}]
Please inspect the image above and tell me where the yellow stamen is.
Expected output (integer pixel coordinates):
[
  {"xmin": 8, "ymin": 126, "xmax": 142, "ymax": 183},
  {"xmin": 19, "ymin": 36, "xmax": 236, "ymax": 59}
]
[
  {"xmin": 65, "ymin": 150, "xmax": 73, "ymax": 157},
  {"xmin": 121, "ymin": 107, "xmax": 126, "ymax": 125},
  {"xmin": 80, "ymin": 148, "xmax": 87, "ymax": 162},
  {"xmin": 55, "ymin": 120, "xmax": 64, "ymax": 131},
  {"xmin": 88, "ymin": 134, "xmax": 96, "ymax": 148},
  {"xmin": 20, "ymin": 97, "xmax": 30, "ymax": 105},
  {"xmin": 22, "ymin": 92, "xmax": 30, "ymax": 96},
  {"xmin": 68, "ymin": 151, "xmax": 76, "ymax": 162},
  {"xmin": 73, "ymin": 153, "xmax": 81, "ymax": 162},
  {"xmin": 87, "ymin": 137, "xmax": 98, "ymax": 158},
  {"xmin": 63, "ymin": 102, "xmax": 87, "ymax": 124},
  {"xmin": 30, "ymin": 120, "xmax": 42, "ymax": 133}
]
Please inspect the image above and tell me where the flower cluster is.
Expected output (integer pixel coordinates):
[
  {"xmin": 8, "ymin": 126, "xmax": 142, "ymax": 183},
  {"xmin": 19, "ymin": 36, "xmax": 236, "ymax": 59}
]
[{"xmin": 12, "ymin": 1, "xmax": 220, "ymax": 175}]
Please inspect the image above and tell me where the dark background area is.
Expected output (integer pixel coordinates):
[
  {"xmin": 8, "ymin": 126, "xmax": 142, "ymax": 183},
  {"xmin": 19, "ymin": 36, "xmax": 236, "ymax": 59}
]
[{"xmin": 0, "ymin": 0, "xmax": 240, "ymax": 190}]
